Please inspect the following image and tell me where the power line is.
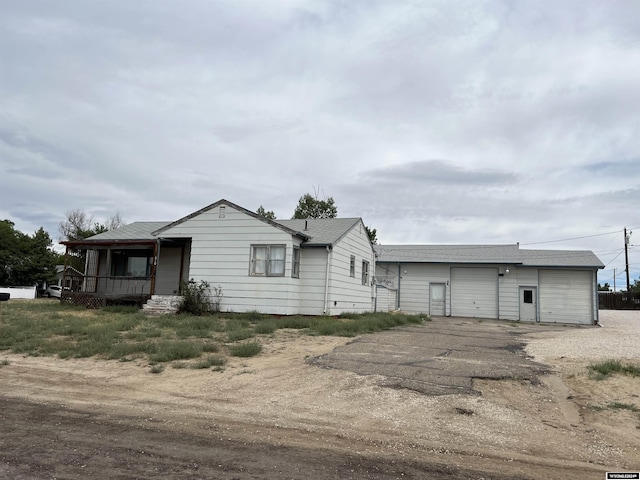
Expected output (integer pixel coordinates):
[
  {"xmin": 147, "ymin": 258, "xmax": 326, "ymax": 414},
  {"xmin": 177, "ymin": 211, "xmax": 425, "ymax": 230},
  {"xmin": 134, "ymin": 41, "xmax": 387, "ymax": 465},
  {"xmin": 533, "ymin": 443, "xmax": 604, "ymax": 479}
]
[{"xmin": 521, "ymin": 225, "xmax": 640, "ymax": 246}]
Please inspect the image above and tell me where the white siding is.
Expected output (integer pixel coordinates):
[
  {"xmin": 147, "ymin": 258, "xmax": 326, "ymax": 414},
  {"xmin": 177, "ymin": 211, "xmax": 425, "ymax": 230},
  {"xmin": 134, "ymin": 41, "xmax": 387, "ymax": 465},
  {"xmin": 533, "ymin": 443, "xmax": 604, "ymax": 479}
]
[
  {"xmin": 539, "ymin": 269, "xmax": 595, "ymax": 324},
  {"xmin": 160, "ymin": 204, "xmax": 300, "ymax": 314},
  {"xmin": 375, "ymin": 263, "xmax": 450, "ymax": 315},
  {"xmin": 498, "ymin": 267, "xmax": 518, "ymax": 320},
  {"xmin": 451, "ymin": 267, "xmax": 498, "ymax": 318},
  {"xmin": 375, "ymin": 285, "xmax": 397, "ymax": 312},
  {"xmin": 326, "ymin": 221, "xmax": 374, "ymax": 315}
]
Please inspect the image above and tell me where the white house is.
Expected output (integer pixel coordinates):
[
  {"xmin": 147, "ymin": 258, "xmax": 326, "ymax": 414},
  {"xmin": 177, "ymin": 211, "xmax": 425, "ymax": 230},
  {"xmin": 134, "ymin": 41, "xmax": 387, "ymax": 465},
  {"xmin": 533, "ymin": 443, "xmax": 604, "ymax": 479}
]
[
  {"xmin": 62, "ymin": 199, "xmax": 604, "ymax": 324},
  {"xmin": 374, "ymin": 244, "xmax": 604, "ymax": 325},
  {"xmin": 62, "ymin": 199, "xmax": 375, "ymax": 315}
]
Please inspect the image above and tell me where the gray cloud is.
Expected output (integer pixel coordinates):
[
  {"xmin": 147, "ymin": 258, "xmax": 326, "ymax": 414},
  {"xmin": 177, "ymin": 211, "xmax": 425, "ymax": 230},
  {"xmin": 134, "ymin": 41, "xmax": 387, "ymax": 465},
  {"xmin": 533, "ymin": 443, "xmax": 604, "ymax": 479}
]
[{"xmin": 1, "ymin": 0, "xmax": 638, "ymax": 279}]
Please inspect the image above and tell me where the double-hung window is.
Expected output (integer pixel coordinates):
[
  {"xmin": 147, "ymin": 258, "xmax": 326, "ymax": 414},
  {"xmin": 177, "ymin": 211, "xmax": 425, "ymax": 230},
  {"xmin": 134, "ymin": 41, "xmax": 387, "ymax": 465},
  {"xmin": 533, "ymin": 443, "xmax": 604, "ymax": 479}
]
[
  {"xmin": 350, "ymin": 255, "xmax": 355, "ymax": 277},
  {"xmin": 361, "ymin": 260, "xmax": 369, "ymax": 285},
  {"xmin": 250, "ymin": 245, "xmax": 286, "ymax": 276}
]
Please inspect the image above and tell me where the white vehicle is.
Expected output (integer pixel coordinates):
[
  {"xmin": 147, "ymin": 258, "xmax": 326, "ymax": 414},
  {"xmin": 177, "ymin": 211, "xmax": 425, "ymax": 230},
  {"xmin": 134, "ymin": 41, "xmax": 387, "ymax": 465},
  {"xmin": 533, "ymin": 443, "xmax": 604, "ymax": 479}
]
[{"xmin": 44, "ymin": 285, "xmax": 63, "ymax": 298}]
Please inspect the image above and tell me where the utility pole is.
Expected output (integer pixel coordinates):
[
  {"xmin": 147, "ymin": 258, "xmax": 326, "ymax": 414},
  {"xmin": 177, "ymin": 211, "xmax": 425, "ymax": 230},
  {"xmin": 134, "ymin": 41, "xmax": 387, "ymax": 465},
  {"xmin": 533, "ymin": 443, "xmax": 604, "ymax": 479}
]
[{"xmin": 624, "ymin": 227, "xmax": 631, "ymax": 292}]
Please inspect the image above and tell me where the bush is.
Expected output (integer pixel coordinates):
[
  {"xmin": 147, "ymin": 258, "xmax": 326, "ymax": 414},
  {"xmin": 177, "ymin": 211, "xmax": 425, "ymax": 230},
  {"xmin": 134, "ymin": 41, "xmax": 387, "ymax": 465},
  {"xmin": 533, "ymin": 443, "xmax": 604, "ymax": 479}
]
[
  {"xmin": 588, "ymin": 359, "xmax": 640, "ymax": 379},
  {"xmin": 229, "ymin": 341, "xmax": 262, "ymax": 357},
  {"xmin": 178, "ymin": 279, "xmax": 223, "ymax": 315}
]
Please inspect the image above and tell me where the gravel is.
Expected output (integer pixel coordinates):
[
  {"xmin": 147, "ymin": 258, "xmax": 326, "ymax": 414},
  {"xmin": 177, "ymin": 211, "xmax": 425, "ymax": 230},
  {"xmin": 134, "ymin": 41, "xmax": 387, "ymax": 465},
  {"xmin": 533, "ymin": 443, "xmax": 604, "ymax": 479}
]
[{"xmin": 525, "ymin": 310, "xmax": 640, "ymax": 362}]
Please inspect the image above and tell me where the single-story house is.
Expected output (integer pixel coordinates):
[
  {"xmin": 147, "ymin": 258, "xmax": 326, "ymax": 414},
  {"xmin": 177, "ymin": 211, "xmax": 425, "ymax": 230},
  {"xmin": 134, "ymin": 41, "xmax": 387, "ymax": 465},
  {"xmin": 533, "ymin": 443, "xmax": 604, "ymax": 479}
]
[
  {"xmin": 374, "ymin": 244, "xmax": 604, "ymax": 324},
  {"xmin": 61, "ymin": 199, "xmax": 375, "ymax": 315},
  {"xmin": 61, "ymin": 198, "xmax": 604, "ymax": 324}
]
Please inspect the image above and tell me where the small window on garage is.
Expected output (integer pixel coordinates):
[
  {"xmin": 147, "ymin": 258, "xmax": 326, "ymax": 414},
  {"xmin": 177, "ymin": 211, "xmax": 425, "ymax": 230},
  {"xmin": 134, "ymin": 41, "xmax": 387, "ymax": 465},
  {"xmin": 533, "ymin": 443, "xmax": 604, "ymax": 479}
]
[{"xmin": 523, "ymin": 290, "xmax": 533, "ymax": 304}]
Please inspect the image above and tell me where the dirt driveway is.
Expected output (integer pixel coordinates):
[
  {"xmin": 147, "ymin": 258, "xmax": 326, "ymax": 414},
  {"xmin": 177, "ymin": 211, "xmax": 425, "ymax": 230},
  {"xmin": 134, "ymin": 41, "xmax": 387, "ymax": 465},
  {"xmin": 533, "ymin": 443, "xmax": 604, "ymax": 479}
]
[{"xmin": 1, "ymin": 313, "xmax": 639, "ymax": 479}]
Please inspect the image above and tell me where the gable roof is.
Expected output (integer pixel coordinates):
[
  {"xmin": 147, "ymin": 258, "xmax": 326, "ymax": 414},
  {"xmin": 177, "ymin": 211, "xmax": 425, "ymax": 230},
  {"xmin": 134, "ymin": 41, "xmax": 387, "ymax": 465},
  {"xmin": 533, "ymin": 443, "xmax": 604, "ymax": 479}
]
[
  {"xmin": 276, "ymin": 218, "xmax": 362, "ymax": 247},
  {"xmin": 152, "ymin": 199, "xmax": 308, "ymax": 240},
  {"xmin": 375, "ymin": 244, "xmax": 604, "ymax": 268}
]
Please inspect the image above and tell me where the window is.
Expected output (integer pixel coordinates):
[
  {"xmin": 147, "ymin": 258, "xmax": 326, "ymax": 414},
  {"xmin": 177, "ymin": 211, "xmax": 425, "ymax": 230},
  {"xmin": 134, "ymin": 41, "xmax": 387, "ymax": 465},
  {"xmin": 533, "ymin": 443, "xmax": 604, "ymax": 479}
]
[
  {"xmin": 523, "ymin": 290, "xmax": 533, "ymax": 304},
  {"xmin": 111, "ymin": 250, "xmax": 153, "ymax": 277},
  {"xmin": 350, "ymin": 255, "xmax": 355, "ymax": 277},
  {"xmin": 361, "ymin": 260, "xmax": 369, "ymax": 286},
  {"xmin": 250, "ymin": 245, "xmax": 285, "ymax": 276},
  {"xmin": 292, "ymin": 247, "xmax": 300, "ymax": 278}
]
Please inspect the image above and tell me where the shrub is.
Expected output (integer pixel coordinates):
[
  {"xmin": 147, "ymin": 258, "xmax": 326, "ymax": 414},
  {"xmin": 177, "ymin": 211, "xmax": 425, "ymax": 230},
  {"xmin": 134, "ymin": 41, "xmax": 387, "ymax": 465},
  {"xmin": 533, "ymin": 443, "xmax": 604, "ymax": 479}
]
[
  {"xmin": 191, "ymin": 356, "xmax": 226, "ymax": 369},
  {"xmin": 178, "ymin": 279, "xmax": 222, "ymax": 315},
  {"xmin": 229, "ymin": 341, "xmax": 262, "ymax": 357}
]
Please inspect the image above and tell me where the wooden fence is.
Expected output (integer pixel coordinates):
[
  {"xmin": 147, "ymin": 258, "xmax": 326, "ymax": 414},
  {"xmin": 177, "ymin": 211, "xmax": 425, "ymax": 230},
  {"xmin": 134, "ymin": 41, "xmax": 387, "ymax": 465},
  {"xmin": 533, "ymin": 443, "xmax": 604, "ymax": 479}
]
[{"xmin": 598, "ymin": 292, "xmax": 640, "ymax": 310}]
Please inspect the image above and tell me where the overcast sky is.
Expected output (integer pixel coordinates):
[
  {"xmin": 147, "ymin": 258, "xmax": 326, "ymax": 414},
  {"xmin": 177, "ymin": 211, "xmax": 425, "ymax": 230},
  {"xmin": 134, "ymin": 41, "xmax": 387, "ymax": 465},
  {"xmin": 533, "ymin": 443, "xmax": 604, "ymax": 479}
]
[{"xmin": 1, "ymin": 0, "xmax": 638, "ymax": 288}]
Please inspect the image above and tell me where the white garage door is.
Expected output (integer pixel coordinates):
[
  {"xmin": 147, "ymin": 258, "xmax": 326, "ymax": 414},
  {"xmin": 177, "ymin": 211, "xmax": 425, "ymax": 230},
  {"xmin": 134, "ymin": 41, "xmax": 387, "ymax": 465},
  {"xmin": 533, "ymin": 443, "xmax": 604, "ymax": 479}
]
[
  {"xmin": 539, "ymin": 270, "xmax": 593, "ymax": 324},
  {"xmin": 451, "ymin": 268, "xmax": 498, "ymax": 318}
]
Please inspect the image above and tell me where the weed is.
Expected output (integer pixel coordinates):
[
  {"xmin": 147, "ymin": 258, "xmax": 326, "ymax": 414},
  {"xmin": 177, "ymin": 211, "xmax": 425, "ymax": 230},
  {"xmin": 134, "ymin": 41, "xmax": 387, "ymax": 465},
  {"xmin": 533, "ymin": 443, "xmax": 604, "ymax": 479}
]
[
  {"xmin": 211, "ymin": 366, "xmax": 225, "ymax": 372},
  {"xmin": 171, "ymin": 362, "xmax": 188, "ymax": 369},
  {"xmin": 202, "ymin": 343, "xmax": 219, "ymax": 353},
  {"xmin": 607, "ymin": 402, "xmax": 639, "ymax": 412},
  {"xmin": 150, "ymin": 364, "xmax": 165, "ymax": 374},
  {"xmin": 191, "ymin": 356, "xmax": 226, "ymax": 369},
  {"xmin": 0, "ymin": 358, "xmax": 10, "ymax": 367},
  {"xmin": 229, "ymin": 341, "xmax": 262, "ymax": 357}
]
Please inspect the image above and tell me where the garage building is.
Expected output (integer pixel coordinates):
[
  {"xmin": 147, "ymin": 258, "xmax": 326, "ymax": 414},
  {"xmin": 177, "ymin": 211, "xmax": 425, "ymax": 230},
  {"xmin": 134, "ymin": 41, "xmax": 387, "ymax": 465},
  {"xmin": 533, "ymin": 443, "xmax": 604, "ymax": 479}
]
[{"xmin": 374, "ymin": 244, "xmax": 604, "ymax": 325}]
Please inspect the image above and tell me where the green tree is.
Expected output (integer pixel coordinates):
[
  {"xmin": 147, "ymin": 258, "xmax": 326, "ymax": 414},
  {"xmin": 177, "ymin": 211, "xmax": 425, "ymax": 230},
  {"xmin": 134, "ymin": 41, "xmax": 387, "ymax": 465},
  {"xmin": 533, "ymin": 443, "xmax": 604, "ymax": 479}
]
[
  {"xmin": 292, "ymin": 193, "xmax": 337, "ymax": 219},
  {"xmin": 364, "ymin": 225, "xmax": 377, "ymax": 244},
  {"xmin": 256, "ymin": 205, "xmax": 276, "ymax": 220},
  {"xmin": 598, "ymin": 282, "xmax": 611, "ymax": 291},
  {"xmin": 629, "ymin": 278, "xmax": 640, "ymax": 293},
  {"xmin": 0, "ymin": 220, "xmax": 57, "ymax": 286}
]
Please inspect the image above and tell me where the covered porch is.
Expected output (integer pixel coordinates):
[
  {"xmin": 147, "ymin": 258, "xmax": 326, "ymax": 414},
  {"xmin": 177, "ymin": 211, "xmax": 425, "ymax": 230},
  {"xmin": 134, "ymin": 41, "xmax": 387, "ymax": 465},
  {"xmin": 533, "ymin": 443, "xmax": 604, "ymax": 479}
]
[{"xmin": 60, "ymin": 237, "xmax": 191, "ymax": 308}]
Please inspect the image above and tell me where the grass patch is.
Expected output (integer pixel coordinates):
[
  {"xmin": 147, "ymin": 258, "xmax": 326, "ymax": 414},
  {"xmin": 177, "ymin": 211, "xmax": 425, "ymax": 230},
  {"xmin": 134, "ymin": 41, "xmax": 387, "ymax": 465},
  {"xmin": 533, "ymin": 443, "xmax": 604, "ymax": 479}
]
[
  {"xmin": 0, "ymin": 302, "xmax": 428, "ymax": 366},
  {"xmin": 607, "ymin": 402, "xmax": 639, "ymax": 412},
  {"xmin": 148, "ymin": 340, "xmax": 202, "ymax": 363},
  {"xmin": 588, "ymin": 360, "xmax": 640, "ymax": 380},
  {"xmin": 254, "ymin": 320, "xmax": 276, "ymax": 334},
  {"xmin": 227, "ymin": 328, "xmax": 255, "ymax": 342},
  {"xmin": 229, "ymin": 341, "xmax": 262, "ymax": 357}
]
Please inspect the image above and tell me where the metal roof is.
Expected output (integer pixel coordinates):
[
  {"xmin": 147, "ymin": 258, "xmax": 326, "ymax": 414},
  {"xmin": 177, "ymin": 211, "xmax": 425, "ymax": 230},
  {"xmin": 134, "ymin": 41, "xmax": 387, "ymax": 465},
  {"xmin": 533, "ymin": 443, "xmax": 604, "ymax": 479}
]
[
  {"xmin": 375, "ymin": 244, "xmax": 604, "ymax": 268},
  {"xmin": 276, "ymin": 218, "xmax": 362, "ymax": 246}
]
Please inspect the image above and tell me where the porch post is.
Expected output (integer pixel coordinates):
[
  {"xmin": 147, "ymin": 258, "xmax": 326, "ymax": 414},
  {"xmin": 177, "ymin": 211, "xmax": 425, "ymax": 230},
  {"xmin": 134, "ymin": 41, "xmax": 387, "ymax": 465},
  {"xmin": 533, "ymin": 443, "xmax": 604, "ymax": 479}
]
[{"xmin": 150, "ymin": 240, "xmax": 159, "ymax": 295}]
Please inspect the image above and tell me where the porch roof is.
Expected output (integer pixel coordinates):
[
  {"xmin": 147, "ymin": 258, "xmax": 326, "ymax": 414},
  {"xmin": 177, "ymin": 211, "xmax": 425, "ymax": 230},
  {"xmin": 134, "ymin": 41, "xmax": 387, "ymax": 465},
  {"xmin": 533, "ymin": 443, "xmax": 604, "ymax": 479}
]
[{"xmin": 61, "ymin": 222, "xmax": 170, "ymax": 247}]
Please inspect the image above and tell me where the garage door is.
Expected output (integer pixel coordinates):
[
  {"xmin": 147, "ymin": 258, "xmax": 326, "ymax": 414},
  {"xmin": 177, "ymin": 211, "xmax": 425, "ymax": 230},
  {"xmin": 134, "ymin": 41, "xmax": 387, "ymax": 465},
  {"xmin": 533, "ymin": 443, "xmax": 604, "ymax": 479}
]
[
  {"xmin": 539, "ymin": 270, "xmax": 593, "ymax": 324},
  {"xmin": 451, "ymin": 268, "xmax": 498, "ymax": 318}
]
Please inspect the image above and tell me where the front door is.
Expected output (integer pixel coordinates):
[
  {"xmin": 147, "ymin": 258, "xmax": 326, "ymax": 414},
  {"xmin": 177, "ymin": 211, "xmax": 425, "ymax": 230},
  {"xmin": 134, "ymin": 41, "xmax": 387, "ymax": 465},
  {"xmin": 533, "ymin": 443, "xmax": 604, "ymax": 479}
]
[
  {"xmin": 519, "ymin": 287, "xmax": 537, "ymax": 322},
  {"xmin": 430, "ymin": 283, "xmax": 446, "ymax": 316}
]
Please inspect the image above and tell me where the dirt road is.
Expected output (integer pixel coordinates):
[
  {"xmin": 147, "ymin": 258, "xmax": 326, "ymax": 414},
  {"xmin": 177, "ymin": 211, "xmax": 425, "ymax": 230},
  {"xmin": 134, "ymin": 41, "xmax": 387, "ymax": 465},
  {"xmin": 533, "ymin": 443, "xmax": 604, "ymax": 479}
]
[{"xmin": 1, "ymin": 313, "xmax": 639, "ymax": 479}]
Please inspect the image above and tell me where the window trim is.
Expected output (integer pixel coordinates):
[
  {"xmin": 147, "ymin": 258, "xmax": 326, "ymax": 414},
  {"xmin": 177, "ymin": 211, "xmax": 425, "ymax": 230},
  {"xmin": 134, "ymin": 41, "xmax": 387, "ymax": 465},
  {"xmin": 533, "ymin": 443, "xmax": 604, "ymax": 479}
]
[
  {"xmin": 250, "ymin": 244, "xmax": 286, "ymax": 277},
  {"xmin": 292, "ymin": 247, "xmax": 300, "ymax": 278},
  {"xmin": 361, "ymin": 260, "xmax": 369, "ymax": 286}
]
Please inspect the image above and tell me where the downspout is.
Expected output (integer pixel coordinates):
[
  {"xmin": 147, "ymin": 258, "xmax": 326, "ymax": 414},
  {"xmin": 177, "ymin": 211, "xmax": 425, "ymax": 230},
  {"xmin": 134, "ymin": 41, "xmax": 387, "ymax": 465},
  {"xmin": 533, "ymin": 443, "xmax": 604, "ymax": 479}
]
[
  {"xmin": 323, "ymin": 246, "xmax": 332, "ymax": 314},
  {"xmin": 372, "ymin": 250, "xmax": 377, "ymax": 312}
]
